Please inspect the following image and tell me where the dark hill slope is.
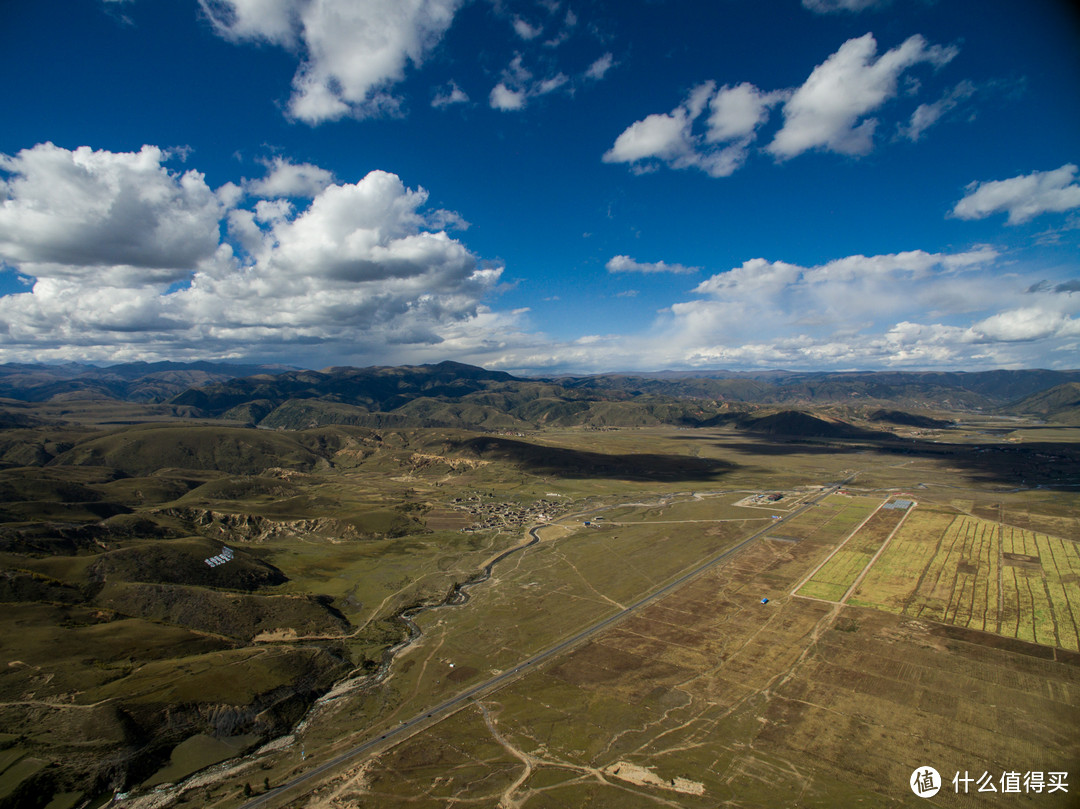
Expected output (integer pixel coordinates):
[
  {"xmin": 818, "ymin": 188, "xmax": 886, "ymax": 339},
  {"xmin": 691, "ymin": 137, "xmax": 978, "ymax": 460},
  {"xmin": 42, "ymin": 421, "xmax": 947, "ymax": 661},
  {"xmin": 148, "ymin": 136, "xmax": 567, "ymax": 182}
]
[
  {"xmin": 741, "ymin": 410, "xmax": 890, "ymax": 439},
  {"xmin": 869, "ymin": 409, "xmax": 953, "ymax": 428},
  {"xmin": 1002, "ymin": 382, "xmax": 1080, "ymax": 423},
  {"xmin": 453, "ymin": 436, "xmax": 735, "ymax": 481},
  {"xmin": 170, "ymin": 361, "xmax": 520, "ymax": 415},
  {"xmin": 49, "ymin": 423, "xmax": 325, "ymax": 476},
  {"xmin": 85, "ymin": 540, "xmax": 287, "ymax": 592},
  {"xmin": 94, "ymin": 582, "xmax": 349, "ymax": 641}
]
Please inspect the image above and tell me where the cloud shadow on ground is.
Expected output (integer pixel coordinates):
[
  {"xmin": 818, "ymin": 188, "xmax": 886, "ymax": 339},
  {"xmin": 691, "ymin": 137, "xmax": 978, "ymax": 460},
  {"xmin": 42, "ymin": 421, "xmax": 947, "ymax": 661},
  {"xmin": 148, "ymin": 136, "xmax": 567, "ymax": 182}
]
[{"xmin": 452, "ymin": 436, "xmax": 737, "ymax": 482}]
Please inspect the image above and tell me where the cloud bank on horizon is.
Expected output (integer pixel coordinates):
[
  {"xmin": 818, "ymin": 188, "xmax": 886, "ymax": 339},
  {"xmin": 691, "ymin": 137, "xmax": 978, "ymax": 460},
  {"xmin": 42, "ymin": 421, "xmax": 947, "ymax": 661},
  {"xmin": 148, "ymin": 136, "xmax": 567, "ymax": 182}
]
[
  {"xmin": 1, "ymin": 143, "xmax": 1076, "ymax": 371},
  {"xmin": 0, "ymin": 0, "xmax": 1077, "ymax": 373},
  {"xmin": 0, "ymin": 143, "xmax": 500, "ymax": 364}
]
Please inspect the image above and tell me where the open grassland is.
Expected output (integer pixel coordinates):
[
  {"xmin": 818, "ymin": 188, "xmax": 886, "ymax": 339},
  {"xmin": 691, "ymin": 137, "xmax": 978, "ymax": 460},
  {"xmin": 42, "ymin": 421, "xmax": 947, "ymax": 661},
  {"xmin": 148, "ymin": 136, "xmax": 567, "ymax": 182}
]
[
  {"xmin": 3, "ymin": 414, "xmax": 1080, "ymax": 808},
  {"xmin": 604, "ymin": 491, "xmax": 789, "ymax": 523},
  {"xmin": 269, "ymin": 530, "xmax": 1080, "ymax": 809},
  {"xmin": 849, "ymin": 506, "xmax": 1080, "ymax": 652},
  {"xmin": 0, "ymin": 751, "xmax": 47, "ymax": 808},
  {"xmin": 189, "ymin": 425, "xmax": 1080, "ymax": 809},
  {"xmin": 3, "ymin": 421, "xmax": 791, "ymax": 805},
  {"xmin": 278, "ymin": 496, "xmax": 771, "ymax": 779},
  {"xmin": 767, "ymin": 494, "xmax": 873, "ymax": 540},
  {"xmin": 143, "ymin": 734, "xmax": 262, "ymax": 788}
]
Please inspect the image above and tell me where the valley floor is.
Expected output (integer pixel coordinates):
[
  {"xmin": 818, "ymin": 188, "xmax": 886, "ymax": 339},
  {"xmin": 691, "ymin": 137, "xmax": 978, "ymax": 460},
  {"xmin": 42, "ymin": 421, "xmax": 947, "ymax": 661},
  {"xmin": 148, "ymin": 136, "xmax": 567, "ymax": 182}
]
[
  {"xmin": 1, "ymin": 417, "xmax": 1077, "ymax": 808},
  {"xmin": 177, "ymin": 476, "xmax": 1078, "ymax": 809}
]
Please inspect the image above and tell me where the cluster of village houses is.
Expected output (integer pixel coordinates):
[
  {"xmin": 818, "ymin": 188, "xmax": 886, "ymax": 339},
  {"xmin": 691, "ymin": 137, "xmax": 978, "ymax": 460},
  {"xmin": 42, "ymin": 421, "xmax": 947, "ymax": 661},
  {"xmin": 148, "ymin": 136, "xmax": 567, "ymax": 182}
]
[{"xmin": 451, "ymin": 493, "xmax": 568, "ymax": 531}]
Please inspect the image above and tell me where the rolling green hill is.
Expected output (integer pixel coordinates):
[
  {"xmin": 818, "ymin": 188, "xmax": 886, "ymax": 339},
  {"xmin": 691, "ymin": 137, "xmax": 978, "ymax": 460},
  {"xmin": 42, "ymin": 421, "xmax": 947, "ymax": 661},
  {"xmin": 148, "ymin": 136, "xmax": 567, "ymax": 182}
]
[
  {"xmin": 741, "ymin": 410, "xmax": 890, "ymax": 439},
  {"xmin": 49, "ymin": 423, "xmax": 326, "ymax": 476},
  {"xmin": 167, "ymin": 362, "xmax": 737, "ymax": 431},
  {"xmin": 165, "ymin": 363, "xmax": 1080, "ymax": 431},
  {"xmin": 867, "ymin": 409, "xmax": 953, "ymax": 428},
  {"xmin": 1002, "ymin": 382, "xmax": 1080, "ymax": 423},
  {"xmin": 3, "ymin": 362, "xmax": 1078, "ymax": 434}
]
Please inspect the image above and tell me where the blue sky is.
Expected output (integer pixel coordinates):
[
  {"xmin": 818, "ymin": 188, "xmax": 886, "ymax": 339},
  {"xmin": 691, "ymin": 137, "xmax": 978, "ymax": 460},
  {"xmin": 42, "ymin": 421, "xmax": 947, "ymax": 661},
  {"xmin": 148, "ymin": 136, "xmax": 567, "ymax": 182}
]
[{"xmin": 0, "ymin": 0, "xmax": 1078, "ymax": 373}]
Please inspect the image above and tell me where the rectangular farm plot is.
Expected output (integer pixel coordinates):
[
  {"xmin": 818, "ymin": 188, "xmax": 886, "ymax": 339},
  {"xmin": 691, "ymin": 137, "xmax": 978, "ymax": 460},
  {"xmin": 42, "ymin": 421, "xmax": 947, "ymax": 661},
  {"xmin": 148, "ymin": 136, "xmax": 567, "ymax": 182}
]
[
  {"xmin": 796, "ymin": 578, "xmax": 848, "ymax": 602},
  {"xmin": 795, "ymin": 504, "xmax": 908, "ymax": 602},
  {"xmin": 423, "ymin": 508, "xmax": 474, "ymax": 530},
  {"xmin": 848, "ymin": 511, "xmax": 1080, "ymax": 652},
  {"xmin": 774, "ymin": 496, "xmax": 879, "ymax": 544}
]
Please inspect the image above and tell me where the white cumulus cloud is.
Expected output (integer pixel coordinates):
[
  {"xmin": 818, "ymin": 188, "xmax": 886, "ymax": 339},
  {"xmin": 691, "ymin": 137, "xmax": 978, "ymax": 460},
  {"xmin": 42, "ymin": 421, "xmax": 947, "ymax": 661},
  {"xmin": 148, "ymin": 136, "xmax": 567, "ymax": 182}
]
[
  {"xmin": 483, "ymin": 3, "xmax": 610, "ymax": 111},
  {"xmin": 198, "ymin": 0, "xmax": 300, "ymax": 45},
  {"xmin": 802, "ymin": 0, "xmax": 890, "ymax": 13},
  {"xmin": 571, "ymin": 247, "xmax": 1066, "ymax": 371},
  {"xmin": 488, "ymin": 53, "xmax": 571, "ymax": 111},
  {"xmin": 952, "ymin": 164, "xmax": 1080, "ymax": 224},
  {"xmin": 606, "ymin": 33, "xmax": 959, "ymax": 178},
  {"xmin": 0, "ymin": 142, "xmax": 222, "ymax": 286},
  {"xmin": 247, "ymin": 156, "xmax": 334, "ymax": 198},
  {"xmin": 0, "ymin": 145, "xmax": 502, "ymax": 364},
  {"xmin": 768, "ymin": 33, "xmax": 958, "ymax": 160},
  {"xmin": 637, "ymin": 246, "xmax": 1080, "ymax": 370},
  {"xmin": 603, "ymin": 82, "xmax": 755, "ymax": 177},
  {"xmin": 604, "ymin": 108, "xmax": 691, "ymax": 164},
  {"xmin": 490, "ymin": 82, "xmax": 526, "ymax": 111},
  {"xmin": 706, "ymin": 82, "xmax": 787, "ymax": 144},
  {"xmin": 199, "ymin": 0, "xmax": 462, "ymax": 124},
  {"xmin": 536, "ymin": 74, "xmax": 569, "ymax": 94},
  {"xmin": 432, "ymin": 80, "xmax": 469, "ymax": 108},
  {"xmin": 606, "ymin": 256, "xmax": 698, "ymax": 275},
  {"xmin": 902, "ymin": 80, "xmax": 976, "ymax": 141},
  {"xmin": 585, "ymin": 52, "xmax": 614, "ymax": 81},
  {"xmin": 512, "ymin": 16, "xmax": 542, "ymax": 40},
  {"xmin": 967, "ymin": 307, "xmax": 1080, "ymax": 343}
]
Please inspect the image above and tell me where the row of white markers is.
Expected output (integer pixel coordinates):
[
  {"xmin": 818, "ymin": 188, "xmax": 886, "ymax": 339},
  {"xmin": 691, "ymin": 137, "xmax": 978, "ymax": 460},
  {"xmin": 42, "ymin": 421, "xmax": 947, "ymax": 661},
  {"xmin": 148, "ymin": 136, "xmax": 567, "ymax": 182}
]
[{"xmin": 204, "ymin": 546, "xmax": 234, "ymax": 567}]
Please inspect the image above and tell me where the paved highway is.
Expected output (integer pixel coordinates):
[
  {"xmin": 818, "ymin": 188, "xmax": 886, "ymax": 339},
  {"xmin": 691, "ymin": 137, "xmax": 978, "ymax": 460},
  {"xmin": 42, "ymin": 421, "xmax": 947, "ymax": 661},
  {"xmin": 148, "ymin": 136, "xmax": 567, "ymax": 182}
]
[{"xmin": 241, "ymin": 479, "xmax": 848, "ymax": 809}]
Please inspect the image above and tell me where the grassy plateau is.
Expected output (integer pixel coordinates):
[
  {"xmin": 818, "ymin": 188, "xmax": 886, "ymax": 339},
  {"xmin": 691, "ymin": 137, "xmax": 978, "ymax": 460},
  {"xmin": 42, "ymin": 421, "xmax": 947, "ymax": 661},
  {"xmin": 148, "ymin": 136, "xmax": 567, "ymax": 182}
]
[{"xmin": 0, "ymin": 387, "xmax": 1076, "ymax": 809}]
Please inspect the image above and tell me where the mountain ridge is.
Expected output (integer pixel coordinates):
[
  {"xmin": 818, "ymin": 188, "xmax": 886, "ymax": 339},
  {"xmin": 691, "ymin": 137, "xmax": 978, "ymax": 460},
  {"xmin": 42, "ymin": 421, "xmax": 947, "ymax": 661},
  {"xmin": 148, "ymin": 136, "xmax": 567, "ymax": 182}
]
[{"xmin": 2, "ymin": 361, "xmax": 1078, "ymax": 432}]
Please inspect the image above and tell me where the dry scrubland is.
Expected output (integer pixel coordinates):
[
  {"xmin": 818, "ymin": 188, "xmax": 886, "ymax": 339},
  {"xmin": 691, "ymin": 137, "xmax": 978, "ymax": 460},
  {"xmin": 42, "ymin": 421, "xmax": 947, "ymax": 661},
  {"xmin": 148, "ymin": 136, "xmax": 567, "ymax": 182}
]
[
  {"xmin": 0, "ymin": 412, "xmax": 1078, "ymax": 808},
  {"xmin": 286, "ymin": 496, "xmax": 1080, "ymax": 809},
  {"xmin": 188, "ymin": 426, "xmax": 1079, "ymax": 809}
]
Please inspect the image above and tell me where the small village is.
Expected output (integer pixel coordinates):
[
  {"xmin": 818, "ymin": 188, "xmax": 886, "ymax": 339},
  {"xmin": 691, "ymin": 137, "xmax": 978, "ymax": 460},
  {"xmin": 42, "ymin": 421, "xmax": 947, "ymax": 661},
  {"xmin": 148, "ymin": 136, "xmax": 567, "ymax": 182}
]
[{"xmin": 452, "ymin": 493, "xmax": 570, "ymax": 531}]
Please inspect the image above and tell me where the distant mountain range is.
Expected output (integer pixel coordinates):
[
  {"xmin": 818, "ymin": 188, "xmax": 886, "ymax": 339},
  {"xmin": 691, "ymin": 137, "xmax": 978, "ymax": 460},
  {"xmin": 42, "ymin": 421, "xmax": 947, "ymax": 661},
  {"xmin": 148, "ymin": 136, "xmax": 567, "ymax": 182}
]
[
  {"xmin": 168, "ymin": 361, "xmax": 709, "ymax": 431},
  {"xmin": 550, "ymin": 369, "xmax": 1080, "ymax": 410},
  {"xmin": 2, "ymin": 360, "xmax": 1079, "ymax": 430},
  {"xmin": 0, "ymin": 361, "xmax": 294, "ymax": 403}
]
